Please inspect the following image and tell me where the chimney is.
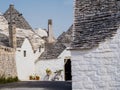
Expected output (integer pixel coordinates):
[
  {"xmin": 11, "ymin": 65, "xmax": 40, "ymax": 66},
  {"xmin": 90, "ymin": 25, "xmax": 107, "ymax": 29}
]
[
  {"xmin": 9, "ymin": 23, "xmax": 16, "ymax": 49},
  {"xmin": 48, "ymin": 19, "xmax": 55, "ymax": 43},
  {"xmin": 9, "ymin": 4, "xmax": 17, "ymax": 49}
]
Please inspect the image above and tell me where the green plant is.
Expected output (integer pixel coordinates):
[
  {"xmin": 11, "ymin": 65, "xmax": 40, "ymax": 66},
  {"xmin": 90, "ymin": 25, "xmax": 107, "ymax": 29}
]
[
  {"xmin": 6, "ymin": 76, "xmax": 18, "ymax": 83},
  {"xmin": 0, "ymin": 75, "xmax": 19, "ymax": 84},
  {"xmin": 46, "ymin": 68, "xmax": 52, "ymax": 75},
  {"xmin": 0, "ymin": 75, "xmax": 6, "ymax": 84}
]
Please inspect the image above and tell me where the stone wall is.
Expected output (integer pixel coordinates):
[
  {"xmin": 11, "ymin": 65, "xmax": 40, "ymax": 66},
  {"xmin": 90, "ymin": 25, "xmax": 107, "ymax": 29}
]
[
  {"xmin": 71, "ymin": 28, "xmax": 120, "ymax": 90},
  {"xmin": 0, "ymin": 45, "xmax": 17, "ymax": 78}
]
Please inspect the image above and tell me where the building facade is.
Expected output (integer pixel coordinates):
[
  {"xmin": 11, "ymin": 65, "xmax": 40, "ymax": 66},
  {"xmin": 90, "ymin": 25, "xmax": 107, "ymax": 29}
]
[
  {"xmin": 35, "ymin": 25, "xmax": 72, "ymax": 81},
  {"xmin": 0, "ymin": 5, "xmax": 45, "ymax": 80},
  {"xmin": 71, "ymin": 0, "xmax": 120, "ymax": 90}
]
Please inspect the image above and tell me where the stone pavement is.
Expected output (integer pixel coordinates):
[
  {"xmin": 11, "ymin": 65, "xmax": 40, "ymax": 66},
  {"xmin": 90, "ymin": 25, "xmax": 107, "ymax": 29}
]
[
  {"xmin": 1, "ymin": 88, "xmax": 46, "ymax": 90},
  {"xmin": 0, "ymin": 81, "xmax": 72, "ymax": 90}
]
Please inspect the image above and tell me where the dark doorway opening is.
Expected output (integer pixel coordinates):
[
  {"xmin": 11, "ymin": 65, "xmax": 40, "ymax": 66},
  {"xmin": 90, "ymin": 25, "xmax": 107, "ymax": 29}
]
[{"xmin": 64, "ymin": 59, "xmax": 72, "ymax": 81}]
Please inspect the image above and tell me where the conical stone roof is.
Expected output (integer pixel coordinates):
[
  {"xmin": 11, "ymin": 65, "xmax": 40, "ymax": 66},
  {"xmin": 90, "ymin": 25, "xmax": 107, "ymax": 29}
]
[
  {"xmin": 72, "ymin": 0, "xmax": 120, "ymax": 49},
  {"xmin": 4, "ymin": 4, "xmax": 32, "ymax": 30},
  {"xmin": 37, "ymin": 25, "xmax": 72, "ymax": 60},
  {"xmin": 0, "ymin": 13, "xmax": 8, "ymax": 30}
]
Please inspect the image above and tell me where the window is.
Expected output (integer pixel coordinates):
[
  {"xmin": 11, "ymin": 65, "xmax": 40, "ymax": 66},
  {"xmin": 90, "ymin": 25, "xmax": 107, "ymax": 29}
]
[
  {"xmin": 39, "ymin": 46, "xmax": 41, "ymax": 52},
  {"xmin": 24, "ymin": 50, "xmax": 26, "ymax": 57}
]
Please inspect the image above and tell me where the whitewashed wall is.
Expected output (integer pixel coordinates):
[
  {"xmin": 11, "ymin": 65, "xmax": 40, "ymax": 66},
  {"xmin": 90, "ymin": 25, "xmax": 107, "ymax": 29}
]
[
  {"xmin": 35, "ymin": 58, "xmax": 65, "ymax": 81},
  {"xmin": 35, "ymin": 48, "xmax": 71, "ymax": 81},
  {"xmin": 58, "ymin": 47, "xmax": 71, "ymax": 59},
  {"xmin": 71, "ymin": 28, "xmax": 120, "ymax": 90},
  {"xmin": 16, "ymin": 38, "xmax": 44, "ymax": 81}
]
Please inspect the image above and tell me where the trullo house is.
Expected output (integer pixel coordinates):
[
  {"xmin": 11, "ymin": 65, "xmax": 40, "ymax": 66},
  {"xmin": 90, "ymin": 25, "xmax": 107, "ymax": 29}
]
[{"xmin": 71, "ymin": 0, "xmax": 120, "ymax": 90}]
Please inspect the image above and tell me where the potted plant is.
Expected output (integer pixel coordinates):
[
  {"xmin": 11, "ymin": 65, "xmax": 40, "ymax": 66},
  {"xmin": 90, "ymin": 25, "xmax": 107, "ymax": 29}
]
[
  {"xmin": 29, "ymin": 75, "xmax": 33, "ymax": 80},
  {"xmin": 35, "ymin": 76, "xmax": 40, "ymax": 80}
]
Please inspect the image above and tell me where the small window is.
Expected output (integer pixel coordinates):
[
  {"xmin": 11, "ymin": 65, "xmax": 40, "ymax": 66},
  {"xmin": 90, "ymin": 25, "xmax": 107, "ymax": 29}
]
[
  {"xmin": 34, "ymin": 51, "xmax": 36, "ymax": 53},
  {"xmin": 39, "ymin": 46, "xmax": 41, "ymax": 52},
  {"xmin": 24, "ymin": 50, "xmax": 26, "ymax": 57},
  {"xmin": 18, "ymin": 50, "xmax": 21, "ymax": 52}
]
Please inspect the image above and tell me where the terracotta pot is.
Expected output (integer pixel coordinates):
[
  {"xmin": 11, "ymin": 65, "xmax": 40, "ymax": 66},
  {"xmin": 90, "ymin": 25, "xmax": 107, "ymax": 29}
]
[
  {"xmin": 36, "ymin": 76, "xmax": 40, "ymax": 80},
  {"xmin": 29, "ymin": 76, "xmax": 33, "ymax": 80}
]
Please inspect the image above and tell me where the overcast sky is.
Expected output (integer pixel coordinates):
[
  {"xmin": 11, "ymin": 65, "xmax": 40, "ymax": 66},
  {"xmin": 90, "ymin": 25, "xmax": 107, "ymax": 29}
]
[{"xmin": 0, "ymin": 0, "xmax": 73, "ymax": 37}]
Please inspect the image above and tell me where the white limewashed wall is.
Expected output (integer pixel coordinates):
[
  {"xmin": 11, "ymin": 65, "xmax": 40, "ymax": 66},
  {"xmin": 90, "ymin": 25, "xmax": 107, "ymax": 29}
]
[{"xmin": 71, "ymin": 28, "xmax": 120, "ymax": 90}]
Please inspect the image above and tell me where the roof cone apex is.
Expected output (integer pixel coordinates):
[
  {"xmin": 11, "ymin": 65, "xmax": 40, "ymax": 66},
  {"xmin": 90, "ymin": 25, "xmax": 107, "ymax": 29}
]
[
  {"xmin": 10, "ymin": 4, "xmax": 14, "ymax": 8},
  {"xmin": 4, "ymin": 5, "xmax": 33, "ymax": 30}
]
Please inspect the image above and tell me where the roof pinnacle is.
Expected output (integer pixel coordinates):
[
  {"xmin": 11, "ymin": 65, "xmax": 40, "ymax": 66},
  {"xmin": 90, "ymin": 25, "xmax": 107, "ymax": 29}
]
[{"xmin": 10, "ymin": 4, "xmax": 14, "ymax": 8}]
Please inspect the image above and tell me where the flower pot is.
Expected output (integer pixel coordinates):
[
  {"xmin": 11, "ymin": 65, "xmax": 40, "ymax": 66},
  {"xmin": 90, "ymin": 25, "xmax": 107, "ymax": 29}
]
[
  {"xmin": 36, "ymin": 76, "xmax": 40, "ymax": 80},
  {"xmin": 29, "ymin": 76, "xmax": 33, "ymax": 80}
]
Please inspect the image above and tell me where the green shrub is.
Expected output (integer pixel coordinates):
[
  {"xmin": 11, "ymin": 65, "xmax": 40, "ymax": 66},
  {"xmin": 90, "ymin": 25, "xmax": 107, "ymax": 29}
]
[{"xmin": 0, "ymin": 76, "xmax": 19, "ymax": 84}]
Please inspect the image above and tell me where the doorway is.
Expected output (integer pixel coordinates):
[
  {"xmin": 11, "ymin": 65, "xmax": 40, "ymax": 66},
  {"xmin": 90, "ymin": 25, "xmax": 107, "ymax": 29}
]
[{"xmin": 64, "ymin": 59, "xmax": 72, "ymax": 81}]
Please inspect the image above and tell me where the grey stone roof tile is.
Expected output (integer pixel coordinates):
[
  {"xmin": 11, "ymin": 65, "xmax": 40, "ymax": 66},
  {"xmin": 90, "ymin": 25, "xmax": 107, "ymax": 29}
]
[
  {"xmin": 37, "ymin": 25, "xmax": 73, "ymax": 60},
  {"xmin": 39, "ymin": 42, "xmax": 66, "ymax": 59},
  {"xmin": 0, "ymin": 33, "xmax": 25, "ymax": 48},
  {"xmin": 17, "ymin": 37, "xmax": 25, "ymax": 48},
  {"xmin": 72, "ymin": 0, "xmax": 120, "ymax": 49},
  {"xmin": 4, "ymin": 5, "xmax": 33, "ymax": 30},
  {"xmin": 57, "ymin": 25, "xmax": 73, "ymax": 44},
  {"xmin": 0, "ymin": 33, "xmax": 9, "ymax": 47}
]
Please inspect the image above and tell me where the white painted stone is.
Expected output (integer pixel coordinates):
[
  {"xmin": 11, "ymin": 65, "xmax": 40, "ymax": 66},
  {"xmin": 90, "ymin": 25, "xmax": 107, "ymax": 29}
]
[
  {"xmin": 71, "ymin": 28, "xmax": 120, "ymax": 90},
  {"xmin": 35, "ymin": 58, "xmax": 65, "ymax": 81},
  {"xmin": 58, "ymin": 47, "xmax": 71, "ymax": 59},
  {"xmin": 34, "ymin": 48, "xmax": 71, "ymax": 81},
  {"xmin": 16, "ymin": 38, "xmax": 44, "ymax": 81},
  {"xmin": 34, "ymin": 28, "xmax": 48, "ymax": 37},
  {"xmin": 72, "ymin": 82, "xmax": 83, "ymax": 89}
]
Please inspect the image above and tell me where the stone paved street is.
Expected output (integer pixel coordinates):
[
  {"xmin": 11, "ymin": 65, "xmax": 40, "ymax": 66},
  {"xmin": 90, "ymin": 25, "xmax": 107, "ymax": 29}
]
[
  {"xmin": 0, "ymin": 88, "xmax": 46, "ymax": 90},
  {"xmin": 0, "ymin": 81, "xmax": 72, "ymax": 90}
]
